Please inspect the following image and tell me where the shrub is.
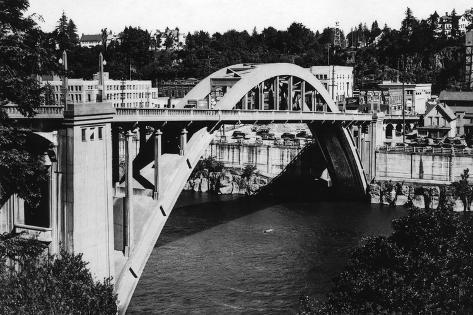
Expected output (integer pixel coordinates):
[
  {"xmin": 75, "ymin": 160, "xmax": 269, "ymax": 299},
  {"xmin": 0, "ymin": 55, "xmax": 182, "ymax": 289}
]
[{"xmin": 0, "ymin": 233, "xmax": 117, "ymax": 314}]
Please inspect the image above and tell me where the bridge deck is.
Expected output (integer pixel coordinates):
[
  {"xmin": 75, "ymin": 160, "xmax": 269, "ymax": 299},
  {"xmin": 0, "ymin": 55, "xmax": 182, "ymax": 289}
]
[{"xmin": 4, "ymin": 105, "xmax": 418, "ymax": 124}]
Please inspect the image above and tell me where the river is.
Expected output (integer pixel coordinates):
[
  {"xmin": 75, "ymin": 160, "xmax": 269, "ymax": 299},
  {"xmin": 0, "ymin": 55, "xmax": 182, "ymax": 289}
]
[{"xmin": 128, "ymin": 191, "xmax": 407, "ymax": 314}]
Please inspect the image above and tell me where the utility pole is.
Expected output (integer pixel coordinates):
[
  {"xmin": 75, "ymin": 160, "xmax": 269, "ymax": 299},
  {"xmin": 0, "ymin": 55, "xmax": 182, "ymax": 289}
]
[
  {"xmin": 327, "ymin": 45, "xmax": 330, "ymax": 66},
  {"xmin": 331, "ymin": 65, "xmax": 336, "ymax": 101},
  {"xmin": 401, "ymin": 57, "xmax": 406, "ymax": 144}
]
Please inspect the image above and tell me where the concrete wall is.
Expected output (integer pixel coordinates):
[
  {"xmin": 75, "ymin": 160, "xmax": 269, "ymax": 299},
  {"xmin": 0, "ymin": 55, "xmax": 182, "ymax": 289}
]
[
  {"xmin": 375, "ymin": 151, "xmax": 473, "ymax": 183},
  {"xmin": 203, "ymin": 142, "xmax": 303, "ymax": 177}
]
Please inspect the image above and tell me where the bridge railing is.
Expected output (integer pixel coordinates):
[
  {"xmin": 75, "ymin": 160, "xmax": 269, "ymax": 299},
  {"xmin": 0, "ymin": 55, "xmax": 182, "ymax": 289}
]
[
  {"xmin": 4, "ymin": 104, "xmax": 64, "ymax": 118},
  {"xmin": 378, "ymin": 145, "xmax": 473, "ymax": 156},
  {"xmin": 114, "ymin": 108, "xmax": 373, "ymax": 121}
]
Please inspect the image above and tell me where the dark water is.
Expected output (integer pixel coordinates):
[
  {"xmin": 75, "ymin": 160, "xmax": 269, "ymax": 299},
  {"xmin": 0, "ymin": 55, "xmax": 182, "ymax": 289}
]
[{"xmin": 128, "ymin": 192, "xmax": 407, "ymax": 314}]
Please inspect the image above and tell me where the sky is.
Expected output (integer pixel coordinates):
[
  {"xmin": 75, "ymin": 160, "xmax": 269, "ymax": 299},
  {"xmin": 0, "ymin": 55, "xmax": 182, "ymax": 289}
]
[{"xmin": 28, "ymin": 0, "xmax": 473, "ymax": 36}]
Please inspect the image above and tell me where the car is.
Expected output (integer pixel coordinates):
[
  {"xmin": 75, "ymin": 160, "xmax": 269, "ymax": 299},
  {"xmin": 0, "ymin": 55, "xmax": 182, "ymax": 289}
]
[
  {"xmin": 256, "ymin": 129, "xmax": 270, "ymax": 136},
  {"xmin": 453, "ymin": 138, "xmax": 467, "ymax": 149},
  {"xmin": 281, "ymin": 132, "xmax": 295, "ymax": 140},
  {"xmin": 261, "ymin": 133, "xmax": 276, "ymax": 140},
  {"xmin": 296, "ymin": 130, "xmax": 308, "ymax": 138},
  {"xmin": 232, "ymin": 131, "xmax": 246, "ymax": 139}
]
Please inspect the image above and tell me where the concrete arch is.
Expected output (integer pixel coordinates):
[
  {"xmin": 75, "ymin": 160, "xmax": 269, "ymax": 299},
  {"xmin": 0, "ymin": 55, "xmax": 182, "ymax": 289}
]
[{"xmin": 177, "ymin": 63, "xmax": 338, "ymax": 113}]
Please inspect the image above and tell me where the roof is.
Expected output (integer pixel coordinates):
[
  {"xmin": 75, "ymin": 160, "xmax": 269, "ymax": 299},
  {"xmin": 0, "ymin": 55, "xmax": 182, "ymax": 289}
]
[
  {"xmin": 424, "ymin": 103, "xmax": 456, "ymax": 121},
  {"xmin": 80, "ymin": 34, "xmax": 102, "ymax": 42},
  {"xmin": 439, "ymin": 91, "xmax": 473, "ymax": 102}
]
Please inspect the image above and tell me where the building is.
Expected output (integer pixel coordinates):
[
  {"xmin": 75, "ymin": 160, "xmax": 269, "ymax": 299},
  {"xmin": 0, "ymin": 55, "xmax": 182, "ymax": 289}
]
[
  {"xmin": 439, "ymin": 91, "xmax": 473, "ymax": 136},
  {"xmin": 439, "ymin": 13, "xmax": 453, "ymax": 36},
  {"xmin": 437, "ymin": 10, "xmax": 472, "ymax": 37},
  {"xmin": 357, "ymin": 89, "xmax": 403, "ymax": 114},
  {"xmin": 80, "ymin": 34, "xmax": 102, "ymax": 48},
  {"xmin": 42, "ymin": 72, "xmax": 159, "ymax": 108},
  {"xmin": 80, "ymin": 31, "xmax": 119, "ymax": 48},
  {"xmin": 158, "ymin": 78, "xmax": 199, "ymax": 98},
  {"xmin": 417, "ymin": 103, "xmax": 457, "ymax": 138},
  {"xmin": 378, "ymin": 81, "xmax": 432, "ymax": 115},
  {"xmin": 308, "ymin": 66, "xmax": 353, "ymax": 107}
]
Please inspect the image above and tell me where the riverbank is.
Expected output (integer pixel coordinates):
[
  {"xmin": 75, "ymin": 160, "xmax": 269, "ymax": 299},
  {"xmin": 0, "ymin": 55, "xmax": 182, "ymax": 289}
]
[
  {"xmin": 184, "ymin": 168, "xmax": 270, "ymax": 195},
  {"xmin": 369, "ymin": 180, "xmax": 468, "ymax": 211}
]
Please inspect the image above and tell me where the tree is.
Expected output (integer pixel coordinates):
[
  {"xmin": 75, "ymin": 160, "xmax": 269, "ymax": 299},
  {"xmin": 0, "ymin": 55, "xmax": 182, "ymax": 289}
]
[
  {"xmin": 0, "ymin": 0, "xmax": 56, "ymax": 207},
  {"xmin": 51, "ymin": 11, "xmax": 77, "ymax": 51},
  {"xmin": 301, "ymin": 205, "xmax": 473, "ymax": 313},
  {"xmin": 0, "ymin": 233, "xmax": 117, "ymax": 314},
  {"xmin": 66, "ymin": 19, "xmax": 79, "ymax": 47}
]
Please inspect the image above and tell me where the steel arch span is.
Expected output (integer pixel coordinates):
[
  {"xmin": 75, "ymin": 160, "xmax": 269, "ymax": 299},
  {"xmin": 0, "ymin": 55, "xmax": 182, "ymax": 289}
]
[{"xmin": 116, "ymin": 63, "xmax": 368, "ymax": 313}]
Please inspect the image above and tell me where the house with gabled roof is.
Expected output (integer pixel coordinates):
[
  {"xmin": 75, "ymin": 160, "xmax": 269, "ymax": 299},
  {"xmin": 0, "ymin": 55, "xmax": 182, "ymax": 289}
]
[{"xmin": 418, "ymin": 102, "xmax": 457, "ymax": 138}]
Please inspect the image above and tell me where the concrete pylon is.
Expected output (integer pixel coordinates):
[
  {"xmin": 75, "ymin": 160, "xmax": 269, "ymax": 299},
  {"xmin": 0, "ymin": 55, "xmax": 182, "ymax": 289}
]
[
  {"xmin": 123, "ymin": 130, "xmax": 134, "ymax": 256},
  {"xmin": 180, "ymin": 128, "xmax": 188, "ymax": 156},
  {"xmin": 153, "ymin": 129, "xmax": 162, "ymax": 200},
  {"xmin": 58, "ymin": 102, "xmax": 115, "ymax": 279}
]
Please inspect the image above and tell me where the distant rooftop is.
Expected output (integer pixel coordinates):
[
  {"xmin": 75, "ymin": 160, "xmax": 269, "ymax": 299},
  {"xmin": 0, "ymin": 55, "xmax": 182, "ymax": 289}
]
[
  {"xmin": 80, "ymin": 34, "xmax": 102, "ymax": 42},
  {"xmin": 439, "ymin": 91, "xmax": 473, "ymax": 102}
]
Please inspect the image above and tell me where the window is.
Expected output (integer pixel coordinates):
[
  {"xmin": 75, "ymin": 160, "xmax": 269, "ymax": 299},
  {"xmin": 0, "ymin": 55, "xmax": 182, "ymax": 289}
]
[
  {"xmin": 98, "ymin": 127, "xmax": 103, "ymax": 140},
  {"xmin": 89, "ymin": 128, "xmax": 95, "ymax": 141},
  {"xmin": 81, "ymin": 128, "xmax": 86, "ymax": 142}
]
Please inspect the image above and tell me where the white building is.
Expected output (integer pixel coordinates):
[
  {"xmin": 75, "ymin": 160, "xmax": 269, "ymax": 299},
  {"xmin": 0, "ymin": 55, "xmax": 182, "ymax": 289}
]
[
  {"xmin": 43, "ymin": 72, "xmax": 159, "ymax": 108},
  {"xmin": 79, "ymin": 34, "xmax": 102, "ymax": 48},
  {"xmin": 308, "ymin": 66, "xmax": 353, "ymax": 106}
]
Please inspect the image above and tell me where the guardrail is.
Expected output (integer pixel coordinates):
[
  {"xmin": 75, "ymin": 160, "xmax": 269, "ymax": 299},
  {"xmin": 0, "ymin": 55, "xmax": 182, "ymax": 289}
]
[
  {"xmin": 378, "ymin": 145, "xmax": 473, "ymax": 156},
  {"xmin": 114, "ymin": 108, "xmax": 373, "ymax": 122},
  {"xmin": 4, "ymin": 105, "xmax": 64, "ymax": 118},
  {"xmin": 5, "ymin": 105, "xmax": 374, "ymax": 123}
]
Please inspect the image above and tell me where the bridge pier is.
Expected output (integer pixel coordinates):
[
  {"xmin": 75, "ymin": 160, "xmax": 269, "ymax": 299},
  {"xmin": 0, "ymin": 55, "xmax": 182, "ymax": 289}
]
[
  {"xmin": 123, "ymin": 130, "xmax": 134, "ymax": 256},
  {"xmin": 153, "ymin": 130, "xmax": 162, "ymax": 200},
  {"xmin": 180, "ymin": 128, "xmax": 188, "ymax": 156}
]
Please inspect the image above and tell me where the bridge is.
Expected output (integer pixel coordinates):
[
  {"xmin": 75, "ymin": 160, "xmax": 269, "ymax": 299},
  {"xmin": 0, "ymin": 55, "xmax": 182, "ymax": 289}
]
[{"xmin": 1, "ymin": 63, "xmax": 408, "ymax": 313}]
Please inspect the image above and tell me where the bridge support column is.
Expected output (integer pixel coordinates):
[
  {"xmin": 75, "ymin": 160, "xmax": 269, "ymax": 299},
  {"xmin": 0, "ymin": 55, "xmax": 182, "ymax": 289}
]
[
  {"xmin": 112, "ymin": 126, "xmax": 120, "ymax": 184},
  {"xmin": 153, "ymin": 130, "xmax": 162, "ymax": 200},
  {"xmin": 180, "ymin": 128, "xmax": 188, "ymax": 156},
  {"xmin": 288, "ymin": 76, "xmax": 293, "ymax": 110},
  {"xmin": 368, "ymin": 113, "xmax": 384, "ymax": 181},
  {"xmin": 274, "ymin": 77, "xmax": 279, "ymax": 110},
  {"xmin": 259, "ymin": 82, "xmax": 264, "ymax": 110},
  {"xmin": 301, "ymin": 81, "xmax": 305, "ymax": 111},
  {"xmin": 123, "ymin": 130, "xmax": 134, "ymax": 256}
]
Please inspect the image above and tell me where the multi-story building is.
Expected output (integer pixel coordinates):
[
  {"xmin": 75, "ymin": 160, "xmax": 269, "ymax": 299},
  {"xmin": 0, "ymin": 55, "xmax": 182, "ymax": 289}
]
[
  {"xmin": 439, "ymin": 91, "xmax": 473, "ymax": 136},
  {"xmin": 308, "ymin": 66, "xmax": 353, "ymax": 107},
  {"xmin": 358, "ymin": 89, "xmax": 403, "ymax": 114},
  {"xmin": 437, "ymin": 10, "xmax": 472, "ymax": 37},
  {"xmin": 378, "ymin": 81, "xmax": 432, "ymax": 115},
  {"xmin": 42, "ymin": 72, "xmax": 159, "ymax": 108},
  {"xmin": 158, "ymin": 78, "xmax": 199, "ymax": 98}
]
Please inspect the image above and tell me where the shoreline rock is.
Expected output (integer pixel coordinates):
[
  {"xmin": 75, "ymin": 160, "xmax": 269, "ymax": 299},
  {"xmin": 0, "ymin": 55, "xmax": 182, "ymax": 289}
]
[{"xmin": 369, "ymin": 181, "xmax": 470, "ymax": 212}]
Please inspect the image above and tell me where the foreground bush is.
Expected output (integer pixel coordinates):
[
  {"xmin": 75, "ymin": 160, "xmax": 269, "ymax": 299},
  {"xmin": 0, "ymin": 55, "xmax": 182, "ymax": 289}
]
[
  {"xmin": 301, "ymin": 207, "xmax": 473, "ymax": 314},
  {"xmin": 0, "ymin": 233, "xmax": 117, "ymax": 314}
]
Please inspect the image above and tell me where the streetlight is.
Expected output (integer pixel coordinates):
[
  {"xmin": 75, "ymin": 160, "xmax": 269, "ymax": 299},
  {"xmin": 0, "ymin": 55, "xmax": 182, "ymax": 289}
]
[{"xmin": 59, "ymin": 50, "xmax": 68, "ymax": 109}]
